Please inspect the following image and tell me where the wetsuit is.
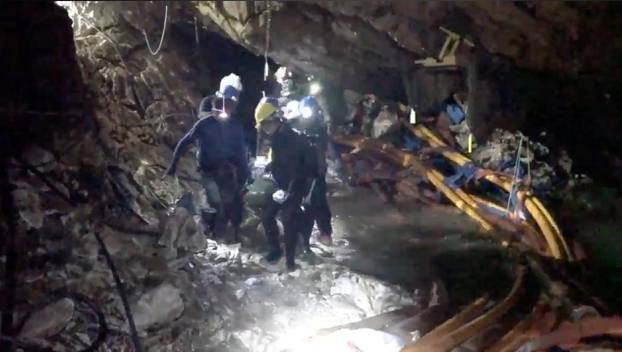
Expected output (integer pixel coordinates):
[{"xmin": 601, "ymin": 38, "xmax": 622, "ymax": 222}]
[
  {"xmin": 262, "ymin": 123, "xmax": 317, "ymax": 268},
  {"xmin": 168, "ymin": 110, "xmax": 249, "ymax": 238},
  {"xmin": 290, "ymin": 116, "xmax": 335, "ymax": 248}
]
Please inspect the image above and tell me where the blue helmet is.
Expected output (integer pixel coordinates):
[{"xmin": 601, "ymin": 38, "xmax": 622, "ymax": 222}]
[{"xmin": 299, "ymin": 96, "xmax": 322, "ymax": 119}]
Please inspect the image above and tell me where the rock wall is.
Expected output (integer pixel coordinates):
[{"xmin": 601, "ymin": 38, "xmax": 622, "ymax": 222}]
[
  {"xmin": 0, "ymin": 1, "xmax": 244, "ymax": 350},
  {"xmin": 193, "ymin": 0, "xmax": 622, "ymax": 185}
]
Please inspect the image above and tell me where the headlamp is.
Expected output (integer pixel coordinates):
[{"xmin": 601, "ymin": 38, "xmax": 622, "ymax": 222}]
[
  {"xmin": 309, "ymin": 82, "xmax": 322, "ymax": 95},
  {"xmin": 284, "ymin": 100, "xmax": 301, "ymax": 120},
  {"xmin": 300, "ymin": 106, "xmax": 314, "ymax": 119}
]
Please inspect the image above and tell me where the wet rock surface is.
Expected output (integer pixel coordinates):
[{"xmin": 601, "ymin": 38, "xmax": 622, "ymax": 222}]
[{"xmin": 194, "ymin": 1, "xmax": 622, "ymax": 94}]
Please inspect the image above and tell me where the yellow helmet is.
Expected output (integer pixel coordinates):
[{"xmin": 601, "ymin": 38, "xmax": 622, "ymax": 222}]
[{"xmin": 254, "ymin": 97, "xmax": 278, "ymax": 128}]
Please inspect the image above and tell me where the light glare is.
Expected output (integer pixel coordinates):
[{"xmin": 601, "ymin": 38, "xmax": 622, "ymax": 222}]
[{"xmin": 309, "ymin": 82, "xmax": 322, "ymax": 95}]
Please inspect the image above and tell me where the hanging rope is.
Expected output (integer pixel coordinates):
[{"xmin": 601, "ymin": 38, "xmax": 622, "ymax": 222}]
[
  {"xmin": 505, "ymin": 134, "xmax": 524, "ymax": 215},
  {"xmin": 262, "ymin": 1, "xmax": 272, "ymax": 97},
  {"xmin": 194, "ymin": 16, "xmax": 200, "ymax": 46},
  {"xmin": 143, "ymin": 3, "xmax": 169, "ymax": 56}
]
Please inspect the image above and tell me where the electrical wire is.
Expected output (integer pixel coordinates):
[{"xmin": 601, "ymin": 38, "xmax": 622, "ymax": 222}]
[
  {"xmin": 505, "ymin": 134, "xmax": 524, "ymax": 215},
  {"xmin": 93, "ymin": 231, "xmax": 143, "ymax": 352},
  {"xmin": 10, "ymin": 158, "xmax": 143, "ymax": 352},
  {"xmin": 143, "ymin": 3, "xmax": 169, "ymax": 56}
]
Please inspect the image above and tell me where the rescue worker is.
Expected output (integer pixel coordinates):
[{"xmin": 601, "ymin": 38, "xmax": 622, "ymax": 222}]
[
  {"xmin": 254, "ymin": 97, "xmax": 317, "ymax": 270},
  {"xmin": 164, "ymin": 74, "xmax": 249, "ymax": 241},
  {"xmin": 434, "ymin": 91, "xmax": 469, "ymax": 147},
  {"xmin": 274, "ymin": 66, "xmax": 307, "ymax": 103},
  {"xmin": 288, "ymin": 96, "xmax": 335, "ymax": 249}
]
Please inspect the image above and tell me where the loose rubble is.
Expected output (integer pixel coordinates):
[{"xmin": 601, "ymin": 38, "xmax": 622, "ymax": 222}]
[
  {"xmin": 132, "ymin": 283, "xmax": 184, "ymax": 332},
  {"xmin": 18, "ymin": 298, "xmax": 75, "ymax": 341}
]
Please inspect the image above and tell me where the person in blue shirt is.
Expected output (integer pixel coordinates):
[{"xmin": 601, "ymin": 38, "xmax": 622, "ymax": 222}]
[{"xmin": 164, "ymin": 74, "xmax": 249, "ymax": 241}]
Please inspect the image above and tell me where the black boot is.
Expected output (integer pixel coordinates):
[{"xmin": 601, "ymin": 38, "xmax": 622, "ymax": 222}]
[
  {"xmin": 231, "ymin": 226, "xmax": 240, "ymax": 243},
  {"xmin": 264, "ymin": 248, "xmax": 283, "ymax": 263},
  {"xmin": 286, "ymin": 258, "xmax": 298, "ymax": 272}
]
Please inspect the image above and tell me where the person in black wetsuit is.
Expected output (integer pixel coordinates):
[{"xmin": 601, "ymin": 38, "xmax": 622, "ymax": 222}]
[
  {"xmin": 254, "ymin": 97, "xmax": 318, "ymax": 270},
  {"xmin": 288, "ymin": 96, "xmax": 336, "ymax": 249},
  {"xmin": 164, "ymin": 74, "xmax": 249, "ymax": 241}
]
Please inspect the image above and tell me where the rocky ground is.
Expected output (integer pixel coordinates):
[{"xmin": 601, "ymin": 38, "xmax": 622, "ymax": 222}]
[{"xmin": 9, "ymin": 168, "xmax": 493, "ymax": 352}]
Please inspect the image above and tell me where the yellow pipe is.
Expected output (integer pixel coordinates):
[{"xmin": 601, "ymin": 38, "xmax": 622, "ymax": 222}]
[
  {"xmin": 406, "ymin": 125, "xmax": 560, "ymax": 248},
  {"xmin": 469, "ymin": 193, "xmax": 550, "ymax": 253},
  {"xmin": 481, "ymin": 174, "xmax": 562, "ymax": 258},
  {"xmin": 531, "ymin": 197, "xmax": 573, "ymax": 261},
  {"xmin": 402, "ymin": 267, "xmax": 526, "ymax": 352},
  {"xmin": 426, "ymin": 170, "xmax": 494, "ymax": 232},
  {"xmin": 469, "ymin": 194, "xmax": 507, "ymax": 214},
  {"xmin": 407, "ymin": 296, "xmax": 490, "ymax": 347},
  {"xmin": 337, "ymin": 135, "xmax": 502, "ymax": 234},
  {"xmin": 524, "ymin": 198, "xmax": 562, "ymax": 259},
  {"xmin": 485, "ymin": 297, "xmax": 549, "ymax": 352},
  {"xmin": 403, "ymin": 122, "xmax": 471, "ymax": 165},
  {"xmin": 402, "ymin": 124, "xmax": 568, "ymax": 259},
  {"xmin": 335, "ymin": 134, "xmax": 564, "ymax": 257},
  {"xmin": 369, "ymin": 138, "xmax": 495, "ymax": 233}
]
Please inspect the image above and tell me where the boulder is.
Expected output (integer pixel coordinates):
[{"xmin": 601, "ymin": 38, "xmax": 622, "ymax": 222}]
[
  {"xmin": 132, "ymin": 283, "xmax": 184, "ymax": 331},
  {"xmin": 19, "ymin": 298, "xmax": 75, "ymax": 341}
]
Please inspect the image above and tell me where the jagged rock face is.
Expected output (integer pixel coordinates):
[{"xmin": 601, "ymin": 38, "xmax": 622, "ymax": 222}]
[
  {"xmin": 0, "ymin": 2, "xmax": 227, "ymax": 350},
  {"xmin": 194, "ymin": 1, "xmax": 622, "ymax": 182},
  {"xmin": 194, "ymin": 1, "xmax": 621, "ymax": 92}
]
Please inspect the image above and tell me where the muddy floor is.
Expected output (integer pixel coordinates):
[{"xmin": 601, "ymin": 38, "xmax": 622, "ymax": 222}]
[{"xmin": 173, "ymin": 179, "xmax": 495, "ymax": 352}]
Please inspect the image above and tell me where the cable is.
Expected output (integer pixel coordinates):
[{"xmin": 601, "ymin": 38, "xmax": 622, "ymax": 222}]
[
  {"xmin": 143, "ymin": 4, "xmax": 169, "ymax": 56},
  {"xmin": 6, "ymin": 158, "xmax": 141, "ymax": 351},
  {"xmin": 262, "ymin": 1, "xmax": 272, "ymax": 97},
  {"xmin": 93, "ymin": 230, "xmax": 143, "ymax": 352},
  {"xmin": 194, "ymin": 16, "xmax": 200, "ymax": 46},
  {"xmin": 505, "ymin": 134, "xmax": 524, "ymax": 215}
]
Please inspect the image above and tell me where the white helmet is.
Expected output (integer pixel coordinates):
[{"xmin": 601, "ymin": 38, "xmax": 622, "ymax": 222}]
[
  {"xmin": 218, "ymin": 73, "xmax": 243, "ymax": 101},
  {"xmin": 274, "ymin": 66, "xmax": 292, "ymax": 85},
  {"xmin": 283, "ymin": 100, "xmax": 301, "ymax": 120}
]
